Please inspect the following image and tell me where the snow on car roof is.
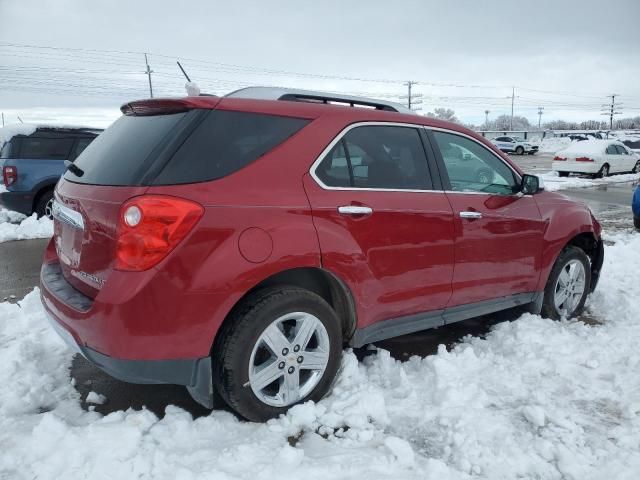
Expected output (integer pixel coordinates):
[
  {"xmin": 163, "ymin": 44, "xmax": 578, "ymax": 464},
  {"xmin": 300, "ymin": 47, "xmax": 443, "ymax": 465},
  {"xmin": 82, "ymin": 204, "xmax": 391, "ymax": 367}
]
[
  {"xmin": 558, "ymin": 139, "xmax": 619, "ymax": 156},
  {"xmin": 0, "ymin": 123, "xmax": 102, "ymax": 146}
]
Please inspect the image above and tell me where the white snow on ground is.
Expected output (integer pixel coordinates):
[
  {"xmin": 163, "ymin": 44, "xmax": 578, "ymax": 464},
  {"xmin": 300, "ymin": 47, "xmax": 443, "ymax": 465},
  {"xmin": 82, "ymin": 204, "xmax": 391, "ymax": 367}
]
[
  {"xmin": 0, "ymin": 212, "xmax": 53, "ymax": 243},
  {"xmin": 540, "ymin": 171, "xmax": 640, "ymax": 192},
  {"xmin": 1, "ymin": 232, "xmax": 640, "ymax": 479}
]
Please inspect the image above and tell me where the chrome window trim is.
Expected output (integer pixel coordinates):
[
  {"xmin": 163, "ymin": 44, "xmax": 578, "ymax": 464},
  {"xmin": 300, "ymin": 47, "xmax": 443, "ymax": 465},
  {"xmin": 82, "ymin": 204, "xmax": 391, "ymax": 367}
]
[{"xmin": 308, "ymin": 121, "xmax": 441, "ymax": 193}]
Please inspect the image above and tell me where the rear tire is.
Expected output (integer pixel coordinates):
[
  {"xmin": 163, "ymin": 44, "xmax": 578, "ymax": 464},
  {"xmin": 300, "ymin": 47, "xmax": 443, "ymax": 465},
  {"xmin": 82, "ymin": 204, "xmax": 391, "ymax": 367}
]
[
  {"xmin": 34, "ymin": 190, "xmax": 54, "ymax": 219},
  {"xmin": 212, "ymin": 287, "xmax": 342, "ymax": 422},
  {"xmin": 632, "ymin": 160, "xmax": 640, "ymax": 174},
  {"xmin": 558, "ymin": 171, "xmax": 570, "ymax": 177},
  {"xmin": 541, "ymin": 246, "xmax": 591, "ymax": 320},
  {"xmin": 515, "ymin": 146, "xmax": 525, "ymax": 155},
  {"xmin": 597, "ymin": 163, "xmax": 610, "ymax": 178}
]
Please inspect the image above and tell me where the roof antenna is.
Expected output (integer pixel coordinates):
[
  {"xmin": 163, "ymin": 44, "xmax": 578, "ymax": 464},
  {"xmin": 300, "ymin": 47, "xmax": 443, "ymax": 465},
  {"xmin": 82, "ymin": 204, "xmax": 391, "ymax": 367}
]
[{"xmin": 177, "ymin": 61, "xmax": 200, "ymax": 96}]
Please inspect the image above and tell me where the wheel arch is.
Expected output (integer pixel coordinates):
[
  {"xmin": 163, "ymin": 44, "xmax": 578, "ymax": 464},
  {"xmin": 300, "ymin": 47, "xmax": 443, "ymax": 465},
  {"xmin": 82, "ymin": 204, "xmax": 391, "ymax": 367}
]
[
  {"xmin": 31, "ymin": 180, "xmax": 57, "ymax": 212},
  {"xmin": 211, "ymin": 266, "xmax": 358, "ymax": 354}
]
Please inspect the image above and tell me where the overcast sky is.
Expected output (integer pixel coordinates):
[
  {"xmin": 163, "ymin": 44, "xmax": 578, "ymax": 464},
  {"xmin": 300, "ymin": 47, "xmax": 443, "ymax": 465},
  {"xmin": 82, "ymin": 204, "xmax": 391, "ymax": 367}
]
[{"xmin": 1, "ymin": 0, "xmax": 639, "ymax": 127}]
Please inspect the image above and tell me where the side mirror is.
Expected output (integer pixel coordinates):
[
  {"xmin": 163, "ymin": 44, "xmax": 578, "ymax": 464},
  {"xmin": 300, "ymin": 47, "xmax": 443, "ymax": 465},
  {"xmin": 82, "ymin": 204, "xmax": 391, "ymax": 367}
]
[{"xmin": 521, "ymin": 174, "xmax": 543, "ymax": 195}]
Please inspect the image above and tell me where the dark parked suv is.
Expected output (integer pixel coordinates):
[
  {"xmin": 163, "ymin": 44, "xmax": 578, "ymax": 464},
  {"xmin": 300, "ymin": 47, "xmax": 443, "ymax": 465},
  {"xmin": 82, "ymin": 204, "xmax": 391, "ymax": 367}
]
[
  {"xmin": 41, "ymin": 88, "xmax": 604, "ymax": 422},
  {"xmin": 1, "ymin": 126, "xmax": 101, "ymax": 217}
]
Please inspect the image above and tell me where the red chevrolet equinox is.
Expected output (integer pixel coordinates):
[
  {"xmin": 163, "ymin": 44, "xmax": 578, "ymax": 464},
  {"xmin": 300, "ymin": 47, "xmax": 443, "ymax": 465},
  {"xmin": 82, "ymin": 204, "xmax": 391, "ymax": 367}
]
[{"xmin": 41, "ymin": 87, "xmax": 604, "ymax": 422}]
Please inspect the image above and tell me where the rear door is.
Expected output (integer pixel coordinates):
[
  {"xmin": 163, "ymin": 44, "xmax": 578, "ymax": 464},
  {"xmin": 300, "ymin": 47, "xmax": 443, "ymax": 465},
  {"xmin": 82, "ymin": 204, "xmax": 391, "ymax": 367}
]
[
  {"xmin": 605, "ymin": 144, "xmax": 623, "ymax": 172},
  {"xmin": 303, "ymin": 123, "xmax": 455, "ymax": 330},
  {"xmin": 427, "ymin": 129, "xmax": 545, "ymax": 309}
]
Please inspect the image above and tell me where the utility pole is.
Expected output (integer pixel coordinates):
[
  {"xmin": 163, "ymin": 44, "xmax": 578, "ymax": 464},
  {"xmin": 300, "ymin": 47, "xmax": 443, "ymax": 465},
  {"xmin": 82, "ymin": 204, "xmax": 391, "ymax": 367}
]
[
  {"xmin": 601, "ymin": 94, "xmax": 622, "ymax": 130},
  {"xmin": 399, "ymin": 81, "xmax": 422, "ymax": 111},
  {"xmin": 537, "ymin": 107, "xmax": 544, "ymax": 129},
  {"xmin": 484, "ymin": 110, "xmax": 490, "ymax": 128},
  {"xmin": 144, "ymin": 53, "xmax": 154, "ymax": 98},
  {"xmin": 510, "ymin": 86, "xmax": 515, "ymax": 131}
]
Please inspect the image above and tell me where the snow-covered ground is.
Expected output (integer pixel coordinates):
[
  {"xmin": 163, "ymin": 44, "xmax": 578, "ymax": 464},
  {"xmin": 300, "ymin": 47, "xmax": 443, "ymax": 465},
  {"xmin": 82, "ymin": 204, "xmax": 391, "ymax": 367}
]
[
  {"xmin": 1, "ymin": 231, "xmax": 640, "ymax": 479},
  {"xmin": 0, "ymin": 210, "xmax": 53, "ymax": 243},
  {"xmin": 540, "ymin": 171, "xmax": 639, "ymax": 192}
]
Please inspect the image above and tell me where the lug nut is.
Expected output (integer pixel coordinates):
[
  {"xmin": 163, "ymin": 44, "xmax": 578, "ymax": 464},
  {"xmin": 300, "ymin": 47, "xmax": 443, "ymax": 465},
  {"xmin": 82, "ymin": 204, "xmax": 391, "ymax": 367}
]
[
  {"xmin": 278, "ymin": 361, "xmax": 285, "ymax": 369},
  {"xmin": 297, "ymin": 356, "xmax": 303, "ymax": 364},
  {"xmin": 282, "ymin": 348, "xmax": 289, "ymax": 356},
  {"xmin": 288, "ymin": 366, "xmax": 295, "ymax": 374},
  {"xmin": 293, "ymin": 345, "xmax": 300, "ymax": 352}
]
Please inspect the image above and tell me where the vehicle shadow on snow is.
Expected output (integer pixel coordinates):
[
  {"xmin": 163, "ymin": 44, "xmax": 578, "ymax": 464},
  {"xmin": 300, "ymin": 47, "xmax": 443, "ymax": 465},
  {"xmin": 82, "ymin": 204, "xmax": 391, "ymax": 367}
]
[{"xmin": 72, "ymin": 305, "xmax": 534, "ymax": 420}]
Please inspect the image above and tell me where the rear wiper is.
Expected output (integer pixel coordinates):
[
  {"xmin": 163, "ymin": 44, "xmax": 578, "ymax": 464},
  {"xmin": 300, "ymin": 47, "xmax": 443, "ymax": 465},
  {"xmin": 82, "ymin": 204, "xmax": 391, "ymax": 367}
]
[{"xmin": 64, "ymin": 160, "xmax": 84, "ymax": 177}]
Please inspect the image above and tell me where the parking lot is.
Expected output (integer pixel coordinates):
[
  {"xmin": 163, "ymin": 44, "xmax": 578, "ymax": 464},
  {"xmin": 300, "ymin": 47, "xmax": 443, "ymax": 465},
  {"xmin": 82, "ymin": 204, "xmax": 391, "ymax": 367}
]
[{"xmin": 1, "ymin": 151, "xmax": 636, "ymax": 419}]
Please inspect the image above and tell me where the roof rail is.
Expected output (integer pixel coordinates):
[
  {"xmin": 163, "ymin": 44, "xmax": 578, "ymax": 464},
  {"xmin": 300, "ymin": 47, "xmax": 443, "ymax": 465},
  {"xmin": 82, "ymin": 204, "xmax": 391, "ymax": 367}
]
[{"xmin": 225, "ymin": 87, "xmax": 416, "ymax": 115}]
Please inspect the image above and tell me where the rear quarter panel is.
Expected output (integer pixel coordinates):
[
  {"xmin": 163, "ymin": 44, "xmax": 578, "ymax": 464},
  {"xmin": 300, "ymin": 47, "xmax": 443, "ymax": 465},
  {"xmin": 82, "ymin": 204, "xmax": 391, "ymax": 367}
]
[{"xmin": 5, "ymin": 158, "xmax": 64, "ymax": 193}]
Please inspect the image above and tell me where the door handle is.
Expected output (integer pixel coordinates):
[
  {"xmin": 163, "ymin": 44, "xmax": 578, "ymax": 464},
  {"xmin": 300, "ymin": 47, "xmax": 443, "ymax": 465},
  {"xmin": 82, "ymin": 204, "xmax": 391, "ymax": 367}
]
[
  {"xmin": 459, "ymin": 211, "xmax": 483, "ymax": 219},
  {"xmin": 338, "ymin": 205, "xmax": 373, "ymax": 216}
]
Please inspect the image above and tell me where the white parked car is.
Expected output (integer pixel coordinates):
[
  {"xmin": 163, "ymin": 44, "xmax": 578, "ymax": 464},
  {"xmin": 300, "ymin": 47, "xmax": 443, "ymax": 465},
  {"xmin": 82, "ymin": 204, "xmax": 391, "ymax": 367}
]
[
  {"xmin": 491, "ymin": 136, "xmax": 538, "ymax": 155},
  {"xmin": 552, "ymin": 140, "xmax": 640, "ymax": 177}
]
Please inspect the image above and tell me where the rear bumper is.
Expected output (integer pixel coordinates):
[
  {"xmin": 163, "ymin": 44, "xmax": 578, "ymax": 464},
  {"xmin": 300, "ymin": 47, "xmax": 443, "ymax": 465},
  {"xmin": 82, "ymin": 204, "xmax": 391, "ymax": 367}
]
[
  {"xmin": 40, "ymin": 260, "xmax": 214, "ymax": 408},
  {"xmin": 0, "ymin": 190, "xmax": 34, "ymax": 215},
  {"xmin": 551, "ymin": 161, "xmax": 600, "ymax": 174}
]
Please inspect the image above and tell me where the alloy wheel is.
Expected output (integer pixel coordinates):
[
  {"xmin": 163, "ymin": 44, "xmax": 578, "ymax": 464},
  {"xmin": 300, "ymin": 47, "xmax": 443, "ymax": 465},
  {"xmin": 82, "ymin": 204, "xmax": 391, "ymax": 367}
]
[
  {"xmin": 553, "ymin": 259, "xmax": 586, "ymax": 317},
  {"xmin": 44, "ymin": 198, "xmax": 54, "ymax": 219},
  {"xmin": 248, "ymin": 312, "xmax": 330, "ymax": 407}
]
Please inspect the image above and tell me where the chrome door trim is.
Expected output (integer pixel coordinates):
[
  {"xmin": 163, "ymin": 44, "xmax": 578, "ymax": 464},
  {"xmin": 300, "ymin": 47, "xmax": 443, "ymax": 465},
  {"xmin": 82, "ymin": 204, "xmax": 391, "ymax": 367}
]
[
  {"xmin": 338, "ymin": 205, "xmax": 373, "ymax": 215},
  {"xmin": 459, "ymin": 211, "xmax": 483, "ymax": 219},
  {"xmin": 52, "ymin": 199, "xmax": 84, "ymax": 230}
]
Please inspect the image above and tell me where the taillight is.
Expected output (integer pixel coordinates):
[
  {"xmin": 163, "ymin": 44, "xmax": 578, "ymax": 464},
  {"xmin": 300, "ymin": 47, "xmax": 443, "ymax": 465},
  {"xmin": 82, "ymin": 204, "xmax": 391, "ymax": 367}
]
[
  {"xmin": 115, "ymin": 195, "xmax": 204, "ymax": 271},
  {"xmin": 575, "ymin": 157, "xmax": 594, "ymax": 162},
  {"xmin": 553, "ymin": 156, "xmax": 567, "ymax": 161},
  {"xmin": 2, "ymin": 166, "xmax": 17, "ymax": 186}
]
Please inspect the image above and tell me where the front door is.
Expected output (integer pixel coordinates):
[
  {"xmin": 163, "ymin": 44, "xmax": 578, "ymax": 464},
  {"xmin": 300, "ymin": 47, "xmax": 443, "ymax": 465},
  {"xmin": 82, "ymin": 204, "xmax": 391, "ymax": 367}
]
[
  {"xmin": 428, "ymin": 129, "xmax": 545, "ymax": 309},
  {"xmin": 304, "ymin": 123, "xmax": 455, "ymax": 330}
]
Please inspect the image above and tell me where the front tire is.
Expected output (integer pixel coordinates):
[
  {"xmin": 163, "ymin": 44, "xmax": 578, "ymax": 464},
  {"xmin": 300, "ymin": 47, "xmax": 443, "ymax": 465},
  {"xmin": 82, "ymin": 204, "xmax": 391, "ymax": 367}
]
[
  {"xmin": 634, "ymin": 216, "xmax": 640, "ymax": 230},
  {"xmin": 213, "ymin": 287, "xmax": 342, "ymax": 422},
  {"xmin": 541, "ymin": 246, "xmax": 591, "ymax": 320},
  {"xmin": 515, "ymin": 146, "xmax": 525, "ymax": 155}
]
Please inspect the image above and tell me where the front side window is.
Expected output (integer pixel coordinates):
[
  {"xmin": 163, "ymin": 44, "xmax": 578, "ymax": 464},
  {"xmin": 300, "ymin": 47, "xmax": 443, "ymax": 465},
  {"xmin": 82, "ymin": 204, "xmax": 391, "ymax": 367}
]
[
  {"xmin": 606, "ymin": 145, "xmax": 619, "ymax": 155},
  {"xmin": 316, "ymin": 125, "xmax": 432, "ymax": 190},
  {"xmin": 431, "ymin": 130, "xmax": 519, "ymax": 195},
  {"xmin": 615, "ymin": 145, "xmax": 629, "ymax": 155}
]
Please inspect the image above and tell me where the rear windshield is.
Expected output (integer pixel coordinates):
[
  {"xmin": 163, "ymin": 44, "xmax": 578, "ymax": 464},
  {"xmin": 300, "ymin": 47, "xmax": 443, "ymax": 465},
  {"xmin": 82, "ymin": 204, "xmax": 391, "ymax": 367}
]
[
  {"xmin": 65, "ymin": 109, "xmax": 310, "ymax": 186},
  {"xmin": 65, "ymin": 112, "xmax": 190, "ymax": 185}
]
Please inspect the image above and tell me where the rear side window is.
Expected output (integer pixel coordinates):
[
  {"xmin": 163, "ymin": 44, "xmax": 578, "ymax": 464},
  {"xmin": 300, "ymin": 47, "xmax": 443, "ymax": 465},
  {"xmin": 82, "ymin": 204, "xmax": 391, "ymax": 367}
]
[
  {"xmin": 153, "ymin": 110, "xmax": 310, "ymax": 185},
  {"xmin": 65, "ymin": 112, "xmax": 190, "ymax": 185},
  {"xmin": 19, "ymin": 136, "xmax": 73, "ymax": 159},
  {"xmin": 0, "ymin": 141, "xmax": 11, "ymax": 159},
  {"xmin": 315, "ymin": 125, "xmax": 432, "ymax": 190}
]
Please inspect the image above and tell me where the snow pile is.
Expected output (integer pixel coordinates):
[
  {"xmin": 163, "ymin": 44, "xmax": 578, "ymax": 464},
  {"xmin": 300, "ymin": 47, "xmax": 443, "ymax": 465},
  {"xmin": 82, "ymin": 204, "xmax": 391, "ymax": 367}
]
[
  {"xmin": 0, "ymin": 212, "xmax": 53, "ymax": 242},
  {"xmin": 0, "ymin": 123, "xmax": 38, "ymax": 147},
  {"xmin": 535, "ymin": 137, "xmax": 571, "ymax": 153},
  {"xmin": 556, "ymin": 139, "xmax": 609, "ymax": 158},
  {"xmin": 0, "ymin": 208, "xmax": 26, "ymax": 223},
  {"xmin": 540, "ymin": 171, "xmax": 639, "ymax": 192},
  {"xmin": 2, "ymin": 234, "xmax": 640, "ymax": 478}
]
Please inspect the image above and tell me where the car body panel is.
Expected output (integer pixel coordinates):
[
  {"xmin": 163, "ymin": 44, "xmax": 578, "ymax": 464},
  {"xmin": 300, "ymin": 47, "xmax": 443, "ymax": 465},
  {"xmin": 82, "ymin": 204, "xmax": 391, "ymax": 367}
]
[{"xmin": 40, "ymin": 94, "xmax": 602, "ymax": 392}]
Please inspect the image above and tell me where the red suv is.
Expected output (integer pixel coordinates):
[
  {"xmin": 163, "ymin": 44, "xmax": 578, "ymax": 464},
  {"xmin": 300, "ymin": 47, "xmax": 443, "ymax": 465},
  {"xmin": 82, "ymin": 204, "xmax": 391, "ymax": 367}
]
[{"xmin": 41, "ymin": 87, "xmax": 604, "ymax": 422}]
